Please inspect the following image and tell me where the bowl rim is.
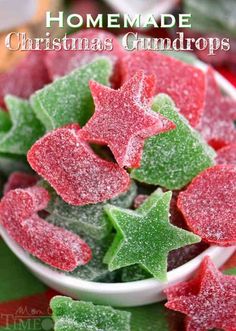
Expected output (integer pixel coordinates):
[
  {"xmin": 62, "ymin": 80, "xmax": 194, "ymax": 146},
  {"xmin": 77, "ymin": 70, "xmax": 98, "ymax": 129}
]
[{"xmin": 0, "ymin": 60, "xmax": 235, "ymax": 295}]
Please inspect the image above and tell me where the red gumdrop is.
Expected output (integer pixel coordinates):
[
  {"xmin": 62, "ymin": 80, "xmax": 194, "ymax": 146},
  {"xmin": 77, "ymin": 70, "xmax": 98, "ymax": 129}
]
[
  {"xmin": 79, "ymin": 72, "xmax": 175, "ymax": 168},
  {"xmin": 0, "ymin": 51, "xmax": 50, "ymax": 109},
  {"xmin": 196, "ymin": 68, "xmax": 236, "ymax": 150},
  {"xmin": 3, "ymin": 171, "xmax": 38, "ymax": 195},
  {"xmin": 216, "ymin": 144, "xmax": 236, "ymax": 165},
  {"xmin": 44, "ymin": 29, "xmax": 125, "ymax": 87},
  {"xmin": 0, "ymin": 187, "xmax": 92, "ymax": 271},
  {"xmin": 119, "ymin": 51, "xmax": 205, "ymax": 127},
  {"xmin": 165, "ymin": 256, "xmax": 236, "ymax": 331},
  {"xmin": 177, "ymin": 165, "xmax": 236, "ymax": 246},
  {"xmin": 133, "ymin": 194, "xmax": 148, "ymax": 209},
  {"xmin": 27, "ymin": 125, "xmax": 130, "ymax": 206}
]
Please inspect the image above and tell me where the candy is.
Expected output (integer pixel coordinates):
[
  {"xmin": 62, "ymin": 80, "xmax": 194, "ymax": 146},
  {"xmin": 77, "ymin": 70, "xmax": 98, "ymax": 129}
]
[
  {"xmin": 45, "ymin": 29, "xmax": 125, "ymax": 87},
  {"xmin": 27, "ymin": 125, "xmax": 131, "ymax": 206},
  {"xmin": 80, "ymin": 72, "xmax": 175, "ymax": 168},
  {"xmin": 216, "ymin": 144, "xmax": 236, "ymax": 165},
  {"xmin": 131, "ymin": 94, "xmax": 215, "ymax": 190},
  {"xmin": 120, "ymin": 51, "xmax": 205, "ymax": 127},
  {"xmin": 0, "ymin": 96, "xmax": 45, "ymax": 155},
  {"xmin": 165, "ymin": 256, "xmax": 236, "ymax": 331},
  {"xmin": 196, "ymin": 68, "xmax": 236, "ymax": 149},
  {"xmin": 178, "ymin": 165, "xmax": 236, "ymax": 246},
  {"xmin": 70, "ymin": 235, "xmax": 118, "ymax": 282},
  {"xmin": 50, "ymin": 296, "xmax": 131, "ymax": 331},
  {"xmin": 0, "ymin": 109, "xmax": 11, "ymax": 135},
  {"xmin": 104, "ymin": 191, "xmax": 200, "ymax": 281},
  {"xmin": 167, "ymin": 242, "xmax": 209, "ymax": 271},
  {"xmin": 31, "ymin": 59, "xmax": 112, "ymax": 131},
  {"xmin": 46, "ymin": 181, "xmax": 137, "ymax": 239},
  {"xmin": 3, "ymin": 171, "xmax": 38, "ymax": 194},
  {"xmin": 0, "ymin": 187, "xmax": 92, "ymax": 271},
  {"xmin": 0, "ymin": 51, "xmax": 50, "ymax": 109}
]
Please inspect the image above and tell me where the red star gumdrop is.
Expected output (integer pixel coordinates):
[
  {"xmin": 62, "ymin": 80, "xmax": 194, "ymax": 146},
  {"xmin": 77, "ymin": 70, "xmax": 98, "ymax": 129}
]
[
  {"xmin": 178, "ymin": 165, "xmax": 236, "ymax": 246},
  {"xmin": 0, "ymin": 187, "xmax": 92, "ymax": 271},
  {"xmin": 165, "ymin": 256, "xmax": 236, "ymax": 331},
  {"xmin": 120, "ymin": 51, "xmax": 206, "ymax": 127},
  {"xmin": 79, "ymin": 72, "xmax": 175, "ymax": 168},
  {"xmin": 27, "ymin": 125, "xmax": 130, "ymax": 206}
]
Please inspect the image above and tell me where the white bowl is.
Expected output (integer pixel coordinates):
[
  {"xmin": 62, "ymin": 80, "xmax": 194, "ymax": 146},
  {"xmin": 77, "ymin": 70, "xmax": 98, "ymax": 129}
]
[{"xmin": 0, "ymin": 63, "xmax": 235, "ymax": 307}]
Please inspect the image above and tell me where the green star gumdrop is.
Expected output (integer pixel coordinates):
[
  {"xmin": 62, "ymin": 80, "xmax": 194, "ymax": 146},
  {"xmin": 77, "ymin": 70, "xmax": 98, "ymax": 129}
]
[
  {"xmin": 131, "ymin": 94, "xmax": 215, "ymax": 190},
  {"xmin": 50, "ymin": 296, "xmax": 131, "ymax": 331},
  {"xmin": 46, "ymin": 181, "xmax": 137, "ymax": 240},
  {"xmin": 0, "ymin": 96, "xmax": 45, "ymax": 155},
  {"xmin": 31, "ymin": 59, "xmax": 112, "ymax": 131},
  {"xmin": 104, "ymin": 191, "xmax": 200, "ymax": 281}
]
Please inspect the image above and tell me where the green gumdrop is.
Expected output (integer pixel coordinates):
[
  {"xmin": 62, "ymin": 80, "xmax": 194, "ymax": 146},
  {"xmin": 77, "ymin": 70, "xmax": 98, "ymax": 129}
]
[
  {"xmin": 31, "ymin": 59, "xmax": 112, "ymax": 131},
  {"xmin": 70, "ymin": 235, "xmax": 118, "ymax": 282},
  {"xmin": 104, "ymin": 191, "xmax": 200, "ymax": 281},
  {"xmin": 50, "ymin": 296, "xmax": 131, "ymax": 331},
  {"xmin": 131, "ymin": 94, "xmax": 216, "ymax": 190},
  {"xmin": 0, "ymin": 96, "xmax": 45, "ymax": 155},
  {"xmin": 46, "ymin": 181, "xmax": 137, "ymax": 240},
  {"xmin": 121, "ymin": 264, "xmax": 151, "ymax": 282},
  {"xmin": 0, "ymin": 109, "xmax": 11, "ymax": 136}
]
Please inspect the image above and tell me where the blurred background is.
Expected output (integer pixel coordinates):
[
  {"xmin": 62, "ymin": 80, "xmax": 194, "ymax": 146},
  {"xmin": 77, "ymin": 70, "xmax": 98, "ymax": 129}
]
[{"xmin": 0, "ymin": 0, "xmax": 235, "ymax": 75}]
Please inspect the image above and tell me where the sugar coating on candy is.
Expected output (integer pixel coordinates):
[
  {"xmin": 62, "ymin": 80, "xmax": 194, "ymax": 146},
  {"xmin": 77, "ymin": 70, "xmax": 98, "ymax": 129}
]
[
  {"xmin": 27, "ymin": 125, "xmax": 130, "ymax": 206},
  {"xmin": 165, "ymin": 256, "xmax": 236, "ymax": 331},
  {"xmin": 133, "ymin": 194, "xmax": 149, "ymax": 209},
  {"xmin": 45, "ymin": 29, "xmax": 125, "ymax": 86},
  {"xmin": 0, "ymin": 110, "xmax": 11, "ymax": 135},
  {"xmin": 0, "ymin": 51, "xmax": 50, "ymax": 109},
  {"xmin": 31, "ymin": 59, "xmax": 112, "ymax": 131},
  {"xmin": 104, "ymin": 191, "xmax": 200, "ymax": 281},
  {"xmin": 216, "ymin": 144, "xmax": 236, "ymax": 165},
  {"xmin": 196, "ymin": 67, "xmax": 236, "ymax": 149},
  {"xmin": 131, "ymin": 94, "xmax": 215, "ymax": 190},
  {"xmin": 0, "ymin": 96, "xmax": 45, "ymax": 155},
  {"xmin": 80, "ymin": 72, "xmax": 175, "ymax": 168},
  {"xmin": 178, "ymin": 165, "xmax": 236, "ymax": 246},
  {"xmin": 0, "ymin": 187, "xmax": 92, "ymax": 271},
  {"xmin": 3, "ymin": 171, "xmax": 38, "ymax": 194},
  {"xmin": 120, "ymin": 51, "xmax": 205, "ymax": 127},
  {"xmin": 50, "ymin": 296, "xmax": 131, "ymax": 331},
  {"xmin": 46, "ymin": 181, "xmax": 137, "ymax": 239}
]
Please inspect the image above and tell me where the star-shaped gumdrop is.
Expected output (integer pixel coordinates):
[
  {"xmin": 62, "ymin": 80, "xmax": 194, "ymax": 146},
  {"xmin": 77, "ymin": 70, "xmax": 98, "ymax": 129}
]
[
  {"xmin": 27, "ymin": 125, "xmax": 130, "ymax": 206},
  {"xmin": 79, "ymin": 72, "xmax": 175, "ymax": 168},
  {"xmin": 165, "ymin": 256, "xmax": 236, "ymax": 331},
  {"xmin": 103, "ymin": 191, "xmax": 200, "ymax": 281},
  {"xmin": 196, "ymin": 67, "xmax": 236, "ymax": 150},
  {"xmin": 178, "ymin": 165, "xmax": 236, "ymax": 246},
  {"xmin": 0, "ymin": 187, "xmax": 91, "ymax": 271}
]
